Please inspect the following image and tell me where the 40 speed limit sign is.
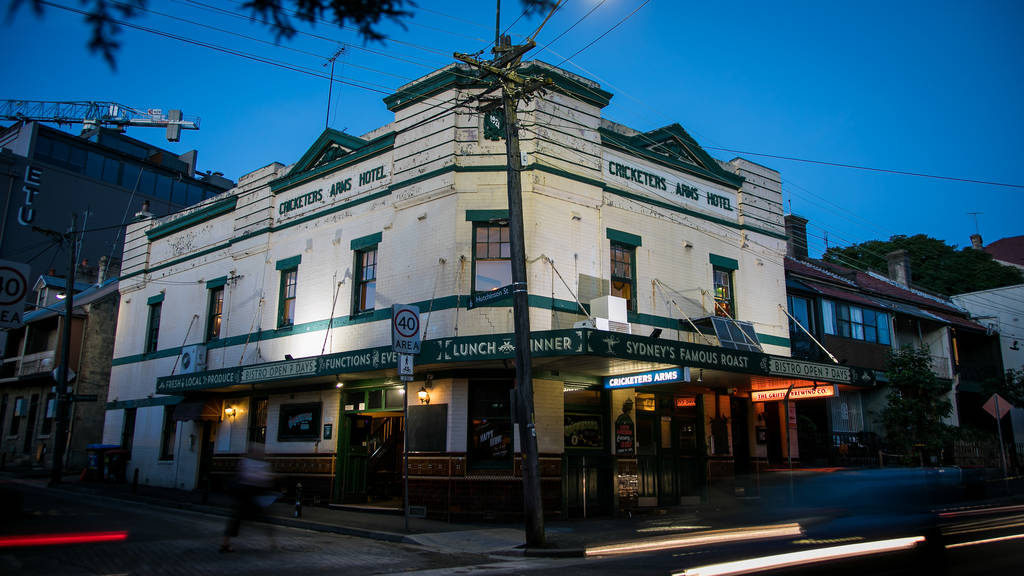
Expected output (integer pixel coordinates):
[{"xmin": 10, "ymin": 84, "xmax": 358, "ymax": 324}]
[
  {"xmin": 391, "ymin": 304, "xmax": 421, "ymax": 354},
  {"xmin": 0, "ymin": 259, "xmax": 31, "ymax": 329}
]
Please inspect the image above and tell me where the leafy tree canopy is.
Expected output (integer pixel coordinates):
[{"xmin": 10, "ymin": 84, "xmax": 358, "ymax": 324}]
[
  {"xmin": 881, "ymin": 346, "xmax": 954, "ymax": 460},
  {"xmin": 823, "ymin": 234, "xmax": 1023, "ymax": 296},
  {"xmin": 11, "ymin": 0, "xmax": 557, "ymax": 67}
]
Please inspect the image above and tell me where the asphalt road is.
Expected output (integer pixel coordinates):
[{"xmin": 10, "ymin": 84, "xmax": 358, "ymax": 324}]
[
  {"xmin": 3, "ymin": 477, "xmax": 1023, "ymax": 575},
  {"xmin": 0, "ymin": 481, "xmax": 496, "ymax": 576}
]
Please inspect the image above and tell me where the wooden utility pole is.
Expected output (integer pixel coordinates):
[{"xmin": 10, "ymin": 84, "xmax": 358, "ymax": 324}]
[
  {"xmin": 454, "ymin": 29, "xmax": 552, "ymax": 549},
  {"xmin": 49, "ymin": 214, "xmax": 77, "ymax": 485}
]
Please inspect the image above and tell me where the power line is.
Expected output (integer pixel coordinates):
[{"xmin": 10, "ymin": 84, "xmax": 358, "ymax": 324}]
[
  {"xmin": 555, "ymin": 0, "xmax": 650, "ymax": 67},
  {"xmin": 705, "ymin": 146, "xmax": 1024, "ymax": 189}
]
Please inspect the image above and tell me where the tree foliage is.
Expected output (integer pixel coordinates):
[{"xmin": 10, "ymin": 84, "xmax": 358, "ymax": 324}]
[
  {"xmin": 11, "ymin": 0, "xmax": 557, "ymax": 68},
  {"xmin": 823, "ymin": 234, "xmax": 1023, "ymax": 296},
  {"xmin": 881, "ymin": 347, "xmax": 954, "ymax": 461}
]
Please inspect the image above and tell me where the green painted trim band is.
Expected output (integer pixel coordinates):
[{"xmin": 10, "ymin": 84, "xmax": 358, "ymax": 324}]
[
  {"xmin": 206, "ymin": 276, "xmax": 227, "ymax": 289},
  {"xmin": 465, "ymin": 209, "xmax": 509, "ymax": 222},
  {"xmin": 710, "ymin": 254, "xmax": 739, "ymax": 270},
  {"xmin": 113, "ymin": 293, "xmax": 789, "ymax": 366},
  {"xmin": 275, "ymin": 254, "xmax": 302, "ymax": 271},
  {"xmin": 147, "ymin": 293, "xmax": 165, "ymax": 305},
  {"xmin": 120, "ymin": 241, "xmax": 231, "ymax": 283},
  {"xmin": 106, "ymin": 396, "xmax": 183, "ymax": 410},
  {"xmin": 757, "ymin": 333, "xmax": 790, "ymax": 348},
  {"xmin": 350, "ymin": 231, "xmax": 382, "ymax": 251},
  {"xmin": 146, "ymin": 197, "xmax": 238, "ymax": 241},
  {"xmin": 606, "ymin": 228, "xmax": 642, "ymax": 247}
]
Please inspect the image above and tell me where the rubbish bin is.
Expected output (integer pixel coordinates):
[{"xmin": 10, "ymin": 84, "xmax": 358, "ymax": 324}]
[
  {"xmin": 85, "ymin": 444, "xmax": 119, "ymax": 482},
  {"xmin": 104, "ymin": 450, "xmax": 129, "ymax": 483}
]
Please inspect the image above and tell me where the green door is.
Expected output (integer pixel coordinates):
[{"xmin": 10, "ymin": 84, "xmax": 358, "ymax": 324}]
[{"xmin": 343, "ymin": 414, "xmax": 372, "ymax": 502}]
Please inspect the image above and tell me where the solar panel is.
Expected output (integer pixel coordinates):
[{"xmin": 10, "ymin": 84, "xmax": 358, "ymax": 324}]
[{"xmin": 710, "ymin": 316, "xmax": 762, "ymax": 352}]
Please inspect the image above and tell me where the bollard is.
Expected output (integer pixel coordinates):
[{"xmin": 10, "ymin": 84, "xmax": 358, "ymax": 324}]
[
  {"xmin": 294, "ymin": 482, "xmax": 302, "ymax": 518},
  {"xmin": 132, "ymin": 468, "xmax": 139, "ymax": 493}
]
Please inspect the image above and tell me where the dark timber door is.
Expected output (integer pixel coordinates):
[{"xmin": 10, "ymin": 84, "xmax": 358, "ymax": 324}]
[{"xmin": 343, "ymin": 414, "xmax": 372, "ymax": 502}]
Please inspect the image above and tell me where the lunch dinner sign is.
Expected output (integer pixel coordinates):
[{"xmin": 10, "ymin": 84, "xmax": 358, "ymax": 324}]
[{"xmin": 156, "ymin": 329, "xmax": 873, "ymax": 393}]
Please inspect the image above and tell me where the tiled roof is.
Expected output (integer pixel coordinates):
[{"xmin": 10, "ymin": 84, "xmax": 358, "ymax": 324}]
[
  {"xmin": 985, "ymin": 235, "xmax": 1024, "ymax": 267},
  {"xmin": 785, "ymin": 256, "xmax": 982, "ymax": 331}
]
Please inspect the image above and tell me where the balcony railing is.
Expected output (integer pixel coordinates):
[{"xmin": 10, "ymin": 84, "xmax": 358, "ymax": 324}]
[{"xmin": 15, "ymin": 350, "xmax": 56, "ymax": 378}]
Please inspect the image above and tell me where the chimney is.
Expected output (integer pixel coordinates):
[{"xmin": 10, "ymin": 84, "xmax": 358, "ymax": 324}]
[
  {"xmin": 784, "ymin": 214, "xmax": 809, "ymax": 259},
  {"xmin": 97, "ymin": 255, "xmax": 108, "ymax": 284},
  {"xmin": 135, "ymin": 200, "xmax": 153, "ymax": 221},
  {"xmin": 970, "ymin": 234, "xmax": 983, "ymax": 250},
  {"xmin": 886, "ymin": 250, "xmax": 911, "ymax": 287}
]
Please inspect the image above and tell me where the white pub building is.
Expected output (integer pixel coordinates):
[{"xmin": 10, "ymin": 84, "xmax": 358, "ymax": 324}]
[{"xmin": 103, "ymin": 62, "xmax": 872, "ymax": 518}]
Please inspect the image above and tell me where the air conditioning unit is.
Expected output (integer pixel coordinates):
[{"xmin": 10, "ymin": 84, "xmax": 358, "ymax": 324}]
[
  {"xmin": 179, "ymin": 344, "xmax": 207, "ymax": 374},
  {"xmin": 573, "ymin": 295, "xmax": 631, "ymax": 333},
  {"xmin": 574, "ymin": 317, "xmax": 632, "ymax": 334}
]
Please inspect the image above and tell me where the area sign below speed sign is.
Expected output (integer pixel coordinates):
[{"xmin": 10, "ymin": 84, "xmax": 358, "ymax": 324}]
[
  {"xmin": 392, "ymin": 304, "xmax": 421, "ymax": 354},
  {"xmin": 0, "ymin": 259, "xmax": 32, "ymax": 329}
]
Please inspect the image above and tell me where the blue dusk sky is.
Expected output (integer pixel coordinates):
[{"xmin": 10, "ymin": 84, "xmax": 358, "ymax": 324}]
[{"xmin": 2, "ymin": 0, "xmax": 1022, "ymax": 258}]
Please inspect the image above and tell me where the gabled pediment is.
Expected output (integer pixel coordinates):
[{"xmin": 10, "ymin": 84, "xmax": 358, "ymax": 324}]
[
  {"xmin": 642, "ymin": 124, "xmax": 708, "ymax": 169},
  {"xmin": 286, "ymin": 129, "xmax": 370, "ymax": 177}
]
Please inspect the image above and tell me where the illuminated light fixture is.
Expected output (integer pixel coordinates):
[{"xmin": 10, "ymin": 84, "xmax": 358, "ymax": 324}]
[
  {"xmin": 335, "ymin": 379, "xmax": 344, "ymax": 389},
  {"xmin": 224, "ymin": 406, "xmax": 236, "ymax": 418},
  {"xmin": 55, "ymin": 292, "xmax": 67, "ymax": 300},
  {"xmin": 672, "ymin": 535, "xmax": 925, "ymax": 576},
  {"xmin": 418, "ymin": 386, "xmax": 430, "ymax": 405}
]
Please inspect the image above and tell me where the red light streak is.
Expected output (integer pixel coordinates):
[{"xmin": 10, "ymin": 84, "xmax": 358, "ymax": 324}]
[{"xmin": 0, "ymin": 531, "xmax": 128, "ymax": 547}]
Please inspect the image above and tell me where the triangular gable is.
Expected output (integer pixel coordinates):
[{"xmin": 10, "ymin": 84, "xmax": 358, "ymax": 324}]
[
  {"xmin": 642, "ymin": 124, "xmax": 713, "ymax": 171},
  {"xmin": 287, "ymin": 128, "xmax": 370, "ymax": 177},
  {"xmin": 600, "ymin": 123, "xmax": 744, "ymax": 189}
]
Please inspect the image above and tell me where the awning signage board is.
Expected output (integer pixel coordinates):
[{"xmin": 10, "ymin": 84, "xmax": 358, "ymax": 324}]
[
  {"xmin": 155, "ymin": 328, "xmax": 871, "ymax": 394},
  {"xmin": 604, "ymin": 367, "xmax": 689, "ymax": 389},
  {"xmin": 751, "ymin": 385, "xmax": 837, "ymax": 402}
]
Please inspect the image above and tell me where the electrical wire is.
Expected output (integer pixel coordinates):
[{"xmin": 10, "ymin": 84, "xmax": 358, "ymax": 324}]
[
  {"xmin": 555, "ymin": 0, "xmax": 650, "ymax": 67},
  {"xmin": 705, "ymin": 146, "xmax": 1024, "ymax": 190}
]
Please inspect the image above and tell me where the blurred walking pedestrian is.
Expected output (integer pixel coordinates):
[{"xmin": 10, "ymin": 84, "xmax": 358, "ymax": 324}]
[{"xmin": 220, "ymin": 448, "xmax": 276, "ymax": 552}]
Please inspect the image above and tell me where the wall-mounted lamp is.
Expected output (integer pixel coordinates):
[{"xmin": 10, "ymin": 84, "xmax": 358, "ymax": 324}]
[
  {"xmin": 284, "ymin": 354, "xmax": 294, "ymax": 361},
  {"xmin": 418, "ymin": 381, "xmax": 433, "ymax": 405},
  {"xmin": 55, "ymin": 292, "xmax": 67, "ymax": 300},
  {"xmin": 335, "ymin": 376, "xmax": 344, "ymax": 389},
  {"xmin": 649, "ymin": 328, "xmax": 663, "ymax": 339},
  {"xmin": 224, "ymin": 406, "xmax": 236, "ymax": 418}
]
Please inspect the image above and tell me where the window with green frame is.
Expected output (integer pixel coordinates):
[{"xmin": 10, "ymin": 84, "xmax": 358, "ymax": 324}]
[
  {"xmin": 145, "ymin": 301, "xmax": 162, "ymax": 353},
  {"xmin": 610, "ymin": 242, "xmax": 635, "ymax": 311},
  {"xmin": 353, "ymin": 246, "xmax": 377, "ymax": 314},
  {"xmin": 713, "ymin": 266, "xmax": 734, "ymax": 317},
  {"xmin": 278, "ymin": 267, "xmax": 297, "ymax": 327},
  {"xmin": 473, "ymin": 222, "xmax": 511, "ymax": 293},
  {"xmin": 206, "ymin": 285, "xmax": 224, "ymax": 341}
]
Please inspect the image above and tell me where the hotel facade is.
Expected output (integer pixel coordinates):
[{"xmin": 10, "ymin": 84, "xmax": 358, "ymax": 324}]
[{"xmin": 103, "ymin": 62, "xmax": 872, "ymax": 518}]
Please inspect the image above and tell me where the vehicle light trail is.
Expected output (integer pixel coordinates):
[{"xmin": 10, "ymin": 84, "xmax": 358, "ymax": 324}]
[
  {"xmin": 586, "ymin": 523, "xmax": 803, "ymax": 556},
  {"xmin": 0, "ymin": 531, "xmax": 128, "ymax": 547},
  {"xmin": 673, "ymin": 535, "xmax": 925, "ymax": 576},
  {"xmin": 945, "ymin": 532, "xmax": 1024, "ymax": 549}
]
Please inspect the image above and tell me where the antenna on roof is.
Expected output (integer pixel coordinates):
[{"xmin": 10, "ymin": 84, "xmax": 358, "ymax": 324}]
[{"xmin": 967, "ymin": 212, "xmax": 983, "ymax": 235}]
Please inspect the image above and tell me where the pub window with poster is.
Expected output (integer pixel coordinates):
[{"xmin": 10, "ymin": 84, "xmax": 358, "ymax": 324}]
[
  {"xmin": 278, "ymin": 402, "xmax": 322, "ymax": 441},
  {"xmin": 468, "ymin": 381, "xmax": 513, "ymax": 469}
]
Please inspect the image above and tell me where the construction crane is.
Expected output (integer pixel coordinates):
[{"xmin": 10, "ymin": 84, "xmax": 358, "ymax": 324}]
[{"xmin": 0, "ymin": 100, "xmax": 200, "ymax": 142}]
